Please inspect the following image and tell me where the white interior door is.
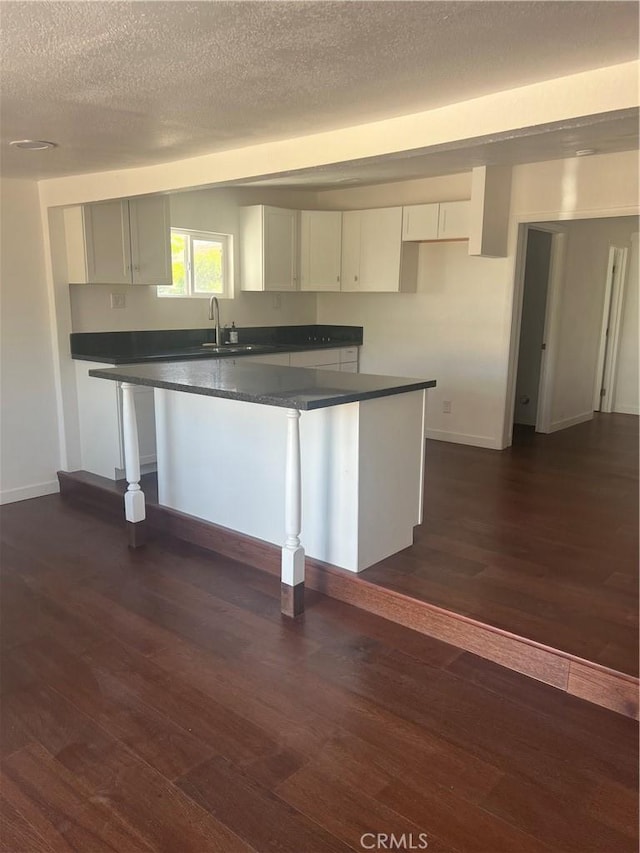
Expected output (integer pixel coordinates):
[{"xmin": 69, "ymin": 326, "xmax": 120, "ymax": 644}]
[{"xmin": 594, "ymin": 246, "xmax": 629, "ymax": 413}]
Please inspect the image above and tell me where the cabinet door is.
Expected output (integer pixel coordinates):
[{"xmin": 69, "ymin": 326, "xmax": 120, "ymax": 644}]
[
  {"xmin": 358, "ymin": 207, "xmax": 403, "ymax": 292},
  {"xmin": 128, "ymin": 196, "xmax": 172, "ymax": 285},
  {"xmin": 264, "ymin": 207, "xmax": 298, "ymax": 291},
  {"xmin": 402, "ymin": 203, "xmax": 439, "ymax": 241},
  {"xmin": 84, "ymin": 200, "xmax": 131, "ymax": 285},
  {"xmin": 341, "ymin": 211, "xmax": 362, "ymax": 291},
  {"xmin": 300, "ymin": 211, "xmax": 342, "ymax": 291},
  {"xmin": 438, "ymin": 201, "xmax": 470, "ymax": 240}
]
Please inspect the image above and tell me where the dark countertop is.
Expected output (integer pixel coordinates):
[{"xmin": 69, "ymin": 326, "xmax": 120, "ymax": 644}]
[
  {"xmin": 89, "ymin": 360, "xmax": 436, "ymax": 411},
  {"xmin": 71, "ymin": 324, "xmax": 363, "ymax": 364}
]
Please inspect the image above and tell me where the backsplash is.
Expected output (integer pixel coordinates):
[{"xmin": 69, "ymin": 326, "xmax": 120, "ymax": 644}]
[{"xmin": 69, "ymin": 284, "xmax": 318, "ymax": 333}]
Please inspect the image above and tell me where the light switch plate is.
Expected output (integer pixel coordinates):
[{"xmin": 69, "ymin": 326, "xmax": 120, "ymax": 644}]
[{"xmin": 110, "ymin": 293, "xmax": 126, "ymax": 309}]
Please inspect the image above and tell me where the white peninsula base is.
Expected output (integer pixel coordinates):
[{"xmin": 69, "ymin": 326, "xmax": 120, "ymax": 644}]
[{"xmin": 153, "ymin": 387, "xmax": 427, "ymax": 573}]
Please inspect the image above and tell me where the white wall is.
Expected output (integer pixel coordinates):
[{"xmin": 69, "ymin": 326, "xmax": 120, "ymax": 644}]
[
  {"xmin": 317, "ymin": 152, "xmax": 639, "ymax": 449},
  {"xmin": 0, "ymin": 179, "xmax": 60, "ymax": 502},
  {"xmin": 69, "ymin": 186, "xmax": 319, "ymax": 332},
  {"xmin": 548, "ymin": 216, "xmax": 638, "ymax": 430},
  {"xmin": 318, "ymin": 243, "xmax": 509, "ymax": 448},
  {"xmin": 614, "ymin": 232, "xmax": 639, "ymax": 415},
  {"xmin": 316, "ymin": 171, "xmax": 509, "ymax": 448}
]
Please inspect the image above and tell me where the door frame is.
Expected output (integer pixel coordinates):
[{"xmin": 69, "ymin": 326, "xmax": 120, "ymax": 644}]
[
  {"xmin": 504, "ymin": 222, "xmax": 567, "ymax": 443},
  {"xmin": 592, "ymin": 245, "xmax": 629, "ymax": 413}
]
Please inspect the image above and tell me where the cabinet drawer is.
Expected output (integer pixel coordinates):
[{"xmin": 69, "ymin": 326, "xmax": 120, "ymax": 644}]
[
  {"xmin": 339, "ymin": 347, "xmax": 359, "ymax": 364},
  {"xmin": 242, "ymin": 353, "xmax": 291, "ymax": 366},
  {"xmin": 289, "ymin": 348, "xmax": 342, "ymax": 368}
]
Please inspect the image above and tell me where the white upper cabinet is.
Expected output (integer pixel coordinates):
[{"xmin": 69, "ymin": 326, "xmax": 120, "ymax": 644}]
[
  {"xmin": 341, "ymin": 207, "xmax": 417, "ymax": 293},
  {"xmin": 127, "ymin": 196, "xmax": 172, "ymax": 285},
  {"xmin": 402, "ymin": 203, "xmax": 439, "ymax": 241},
  {"xmin": 64, "ymin": 196, "xmax": 171, "ymax": 285},
  {"xmin": 299, "ymin": 210, "xmax": 342, "ymax": 291},
  {"xmin": 241, "ymin": 205, "xmax": 298, "ymax": 291},
  {"xmin": 438, "ymin": 201, "xmax": 470, "ymax": 240},
  {"xmin": 402, "ymin": 200, "xmax": 470, "ymax": 242}
]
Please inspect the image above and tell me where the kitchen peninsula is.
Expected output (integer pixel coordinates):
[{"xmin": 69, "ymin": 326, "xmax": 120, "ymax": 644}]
[{"xmin": 89, "ymin": 358, "xmax": 436, "ymax": 616}]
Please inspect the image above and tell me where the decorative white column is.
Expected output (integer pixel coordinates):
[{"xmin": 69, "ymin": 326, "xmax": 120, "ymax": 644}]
[
  {"xmin": 121, "ymin": 382, "xmax": 146, "ymax": 547},
  {"xmin": 281, "ymin": 408, "xmax": 305, "ymax": 617}
]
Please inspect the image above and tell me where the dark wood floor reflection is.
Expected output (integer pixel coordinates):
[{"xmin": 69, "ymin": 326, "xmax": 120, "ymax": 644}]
[
  {"xmin": 362, "ymin": 413, "xmax": 639, "ymax": 676},
  {"xmin": 1, "ymin": 494, "xmax": 638, "ymax": 852}
]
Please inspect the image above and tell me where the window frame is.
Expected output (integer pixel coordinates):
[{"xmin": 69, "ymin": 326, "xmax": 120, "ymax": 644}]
[{"xmin": 157, "ymin": 227, "xmax": 233, "ymax": 299}]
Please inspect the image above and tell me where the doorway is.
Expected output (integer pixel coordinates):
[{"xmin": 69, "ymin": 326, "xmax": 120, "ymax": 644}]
[
  {"xmin": 513, "ymin": 229, "xmax": 553, "ymax": 428},
  {"xmin": 511, "ymin": 225, "xmax": 565, "ymax": 433},
  {"xmin": 505, "ymin": 216, "xmax": 638, "ymax": 448}
]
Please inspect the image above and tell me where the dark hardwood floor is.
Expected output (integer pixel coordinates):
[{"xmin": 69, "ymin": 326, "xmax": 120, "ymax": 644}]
[
  {"xmin": 1, "ymin": 494, "xmax": 638, "ymax": 852},
  {"xmin": 362, "ymin": 413, "xmax": 639, "ymax": 677}
]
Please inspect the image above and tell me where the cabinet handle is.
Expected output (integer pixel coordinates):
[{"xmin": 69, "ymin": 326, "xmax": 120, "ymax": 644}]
[
  {"xmin": 354, "ymin": 275, "xmax": 358, "ymax": 282},
  {"xmin": 336, "ymin": 275, "xmax": 340, "ymax": 282}
]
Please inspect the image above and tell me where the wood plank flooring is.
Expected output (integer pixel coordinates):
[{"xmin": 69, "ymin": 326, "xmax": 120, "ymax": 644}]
[
  {"xmin": 1, "ymin": 494, "xmax": 638, "ymax": 852},
  {"xmin": 363, "ymin": 414, "xmax": 639, "ymax": 677}
]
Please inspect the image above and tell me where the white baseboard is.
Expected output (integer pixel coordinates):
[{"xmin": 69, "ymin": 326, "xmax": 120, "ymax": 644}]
[
  {"xmin": 0, "ymin": 479, "xmax": 60, "ymax": 505},
  {"xmin": 547, "ymin": 411, "xmax": 593, "ymax": 433},
  {"xmin": 613, "ymin": 405, "xmax": 640, "ymax": 416},
  {"xmin": 425, "ymin": 428, "xmax": 503, "ymax": 450}
]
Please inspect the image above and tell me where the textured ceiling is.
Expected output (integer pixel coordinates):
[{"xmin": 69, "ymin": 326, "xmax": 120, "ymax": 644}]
[{"xmin": 0, "ymin": 1, "xmax": 638, "ymax": 181}]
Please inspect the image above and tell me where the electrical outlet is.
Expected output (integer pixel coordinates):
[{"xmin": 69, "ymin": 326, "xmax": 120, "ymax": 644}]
[
  {"xmin": 442, "ymin": 400, "xmax": 452, "ymax": 414},
  {"xmin": 110, "ymin": 292, "xmax": 126, "ymax": 309},
  {"xmin": 272, "ymin": 293, "xmax": 282, "ymax": 310}
]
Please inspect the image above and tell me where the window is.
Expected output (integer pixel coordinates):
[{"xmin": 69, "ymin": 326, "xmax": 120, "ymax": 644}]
[{"xmin": 157, "ymin": 228, "xmax": 232, "ymax": 298}]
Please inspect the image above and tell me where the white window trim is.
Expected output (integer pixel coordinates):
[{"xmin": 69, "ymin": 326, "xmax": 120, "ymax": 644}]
[{"xmin": 158, "ymin": 228, "xmax": 233, "ymax": 299}]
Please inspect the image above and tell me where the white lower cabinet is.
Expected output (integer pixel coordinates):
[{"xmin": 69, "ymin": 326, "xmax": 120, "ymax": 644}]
[
  {"xmin": 248, "ymin": 347, "xmax": 360, "ymax": 372},
  {"xmin": 241, "ymin": 352, "xmax": 291, "ymax": 366},
  {"xmin": 289, "ymin": 347, "xmax": 359, "ymax": 372},
  {"xmin": 76, "ymin": 348, "xmax": 359, "ymax": 479},
  {"xmin": 75, "ymin": 361, "xmax": 156, "ymax": 480}
]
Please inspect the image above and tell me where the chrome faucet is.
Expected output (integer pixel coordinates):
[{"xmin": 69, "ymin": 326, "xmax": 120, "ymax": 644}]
[{"xmin": 208, "ymin": 295, "xmax": 224, "ymax": 346}]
